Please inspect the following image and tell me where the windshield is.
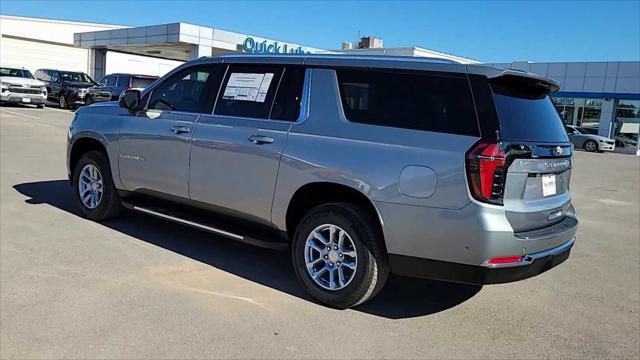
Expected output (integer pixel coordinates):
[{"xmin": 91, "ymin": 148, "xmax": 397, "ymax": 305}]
[
  {"xmin": 575, "ymin": 127, "xmax": 590, "ymax": 134},
  {"xmin": 0, "ymin": 67, "xmax": 34, "ymax": 79},
  {"xmin": 490, "ymin": 77, "xmax": 569, "ymax": 143},
  {"xmin": 61, "ymin": 72, "xmax": 93, "ymax": 83}
]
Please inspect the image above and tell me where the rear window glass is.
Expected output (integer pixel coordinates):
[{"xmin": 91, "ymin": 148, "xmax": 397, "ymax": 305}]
[
  {"xmin": 131, "ymin": 77, "xmax": 156, "ymax": 89},
  {"xmin": 336, "ymin": 69, "xmax": 479, "ymax": 136},
  {"xmin": 490, "ymin": 76, "xmax": 569, "ymax": 143}
]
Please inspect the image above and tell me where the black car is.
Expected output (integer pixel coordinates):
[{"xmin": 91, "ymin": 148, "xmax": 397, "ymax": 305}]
[
  {"xmin": 95, "ymin": 73, "xmax": 159, "ymax": 100},
  {"xmin": 34, "ymin": 69, "xmax": 111, "ymax": 109}
]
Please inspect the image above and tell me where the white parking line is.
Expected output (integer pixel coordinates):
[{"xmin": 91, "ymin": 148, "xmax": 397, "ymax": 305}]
[
  {"xmin": 0, "ymin": 108, "xmax": 39, "ymax": 119},
  {"xmin": 43, "ymin": 106, "xmax": 75, "ymax": 114}
]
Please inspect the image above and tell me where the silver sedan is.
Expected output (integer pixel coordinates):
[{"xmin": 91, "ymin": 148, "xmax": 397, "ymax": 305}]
[{"xmin": 565, "ymin": 125, "xmax": 615, "ymax": 152}]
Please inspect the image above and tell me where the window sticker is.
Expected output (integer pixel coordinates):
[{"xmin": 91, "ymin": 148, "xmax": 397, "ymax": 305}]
[{"xmin": 223, "ymin": 73, "xmax": 274, "ymax": 102}]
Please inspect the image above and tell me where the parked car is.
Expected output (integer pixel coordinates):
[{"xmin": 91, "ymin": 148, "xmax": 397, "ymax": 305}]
[
  {"xmin": 565, "ymin": 124, "xmax": 615, "ymax": 152},
  {"xmin": 66, "ymin": 55, "xmax": 578, "ymax": 308},
  {"xmin": 34, "ymin": 69, "xmax": 111, "ymax": 109},
  {"xmin": 0, "ymin": 66, "xmax": 47, "ymax": 108},
  {"xmin": 94, "ymin": 73, "xmax": 159, "ymax": 100}
]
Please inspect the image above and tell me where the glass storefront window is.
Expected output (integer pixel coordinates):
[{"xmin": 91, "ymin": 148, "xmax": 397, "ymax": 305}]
[
  {"xmin": 552, "ymin": 97, "xmax": 602, "ymax": 133},
  {"xmin": 614, "ymin": 100, "xmax": 640, "ymax": 152}
]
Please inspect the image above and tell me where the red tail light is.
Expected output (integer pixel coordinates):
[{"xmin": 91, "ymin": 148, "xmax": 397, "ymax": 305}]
[{"xmin": 465, "ymin": 142, "xmax": 508, "ymax": 205}]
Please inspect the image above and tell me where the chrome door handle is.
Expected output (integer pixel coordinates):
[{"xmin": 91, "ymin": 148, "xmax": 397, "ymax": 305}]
[
  {"xmin": 170, "ymin": 126, "xmax": 191, "ymax": 134},
  {"xmin": 249, "ymin": 135, "xmax": 274, "ymax": 144}
]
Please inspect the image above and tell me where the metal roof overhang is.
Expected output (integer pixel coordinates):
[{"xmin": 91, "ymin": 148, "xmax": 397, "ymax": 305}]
[{"xmin": 73, "ymin": 22, "xmax": 326, "ymax": 61}]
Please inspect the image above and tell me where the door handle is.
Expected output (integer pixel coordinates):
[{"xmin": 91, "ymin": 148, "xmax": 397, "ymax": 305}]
[
  {"xmin": 170, "ymin": 126, "xmax": 191, "ymax": 134},
  {"xmin": 249, "ymin": 135, "xmax": 274, "ymax": 144}
]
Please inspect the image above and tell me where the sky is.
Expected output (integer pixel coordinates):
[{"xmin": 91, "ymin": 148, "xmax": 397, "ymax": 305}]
[{"xmin": 1, "ymin": 0, "xmax": 639, "ymax": 63}]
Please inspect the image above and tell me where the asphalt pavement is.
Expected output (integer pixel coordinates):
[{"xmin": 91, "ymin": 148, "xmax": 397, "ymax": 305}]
[{"xmin": 1, "ymin": 104, "xmax": 638, "ymax": 359}]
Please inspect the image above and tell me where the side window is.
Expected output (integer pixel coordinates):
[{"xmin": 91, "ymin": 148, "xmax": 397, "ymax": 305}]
[
  {"xmin": 147, "ymin": 65, "xmax": 223, "ymax": 114},
  {"xmin": 105, "ymin": 76, "xmax": 117, "ymax": 87},
  {"xmin": 97, "ymin": 76, "xmax": 107, "ymax": 86},
  {"xmin": 336, "ymin": 69, "xmax": 480, "ymax": 136},
  {"xmin": 116, "ymin": 75, "xmax": 129, "ymax": 87},
  {"xmin": 214, "ymin": 64, "xmax": 284, "ymax": 119},
  {"xmin": 270, "ymin": 67, "xmax": 306, "ymax": 121},
  {"xmin": 50, "ymin": 71, "xmax": 59, "ymax": 83}
]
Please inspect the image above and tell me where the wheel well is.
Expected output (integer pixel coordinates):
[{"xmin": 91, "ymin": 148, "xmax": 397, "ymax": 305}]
[
  {"xmin": 69, "ymin": 138, "xmax": 107, "ymax": 175},
  {"xmin": 285, "ymin": 182, "xmax": 383, "ymax": 240}
]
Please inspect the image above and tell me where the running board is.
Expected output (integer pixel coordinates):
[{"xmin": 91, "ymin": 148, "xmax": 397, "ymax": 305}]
[{"xmin": 121, "ymin": 201, "xmax": 288, "ymax": 251}]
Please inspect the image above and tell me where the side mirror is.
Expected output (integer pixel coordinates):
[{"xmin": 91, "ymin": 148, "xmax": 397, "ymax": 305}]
[{"xmin": 119, "ymin": 89, "xmax": 141, "ymax": 111}]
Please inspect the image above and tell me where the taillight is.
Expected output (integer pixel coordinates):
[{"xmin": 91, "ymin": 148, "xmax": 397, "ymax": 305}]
[{"xmin": 465, "ymin": 141, "xmax": 508, "ymax": 205}]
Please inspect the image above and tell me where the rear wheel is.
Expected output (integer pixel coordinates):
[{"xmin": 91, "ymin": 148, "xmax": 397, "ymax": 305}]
[
  {"xmin": 291, "ymin": 202, "xmax": 389, "ymax": 308},
  {"xmin": 85, "ymin": 95, "xmax": 93, "ymax": 105},
  {"xmin": 584, "ymin": 140, "xmax": 598, "ymax": 152},
  {"xmin": 72, "ymin": 151, "xmax": 122, "ymax": 221}
]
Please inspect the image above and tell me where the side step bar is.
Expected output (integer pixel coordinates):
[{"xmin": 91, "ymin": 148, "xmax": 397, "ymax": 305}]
[{"xmin": 121, "ymin": 201, "xmax": 288, "ymax": 251}]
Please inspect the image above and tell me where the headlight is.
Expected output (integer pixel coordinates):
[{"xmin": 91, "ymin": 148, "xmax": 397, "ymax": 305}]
[
  {"xmin": 41, "ymin": 86, "xmax": 47, "ymax": 94},
  {"xmin": 0, "ymin": 81, "xmax": 7, "ymax": 92}
]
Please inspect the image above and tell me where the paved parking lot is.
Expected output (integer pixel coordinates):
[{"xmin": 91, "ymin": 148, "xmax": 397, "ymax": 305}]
[{"xmin": 1, "ymin": 104, "xmax": 639, "ymax": 359}]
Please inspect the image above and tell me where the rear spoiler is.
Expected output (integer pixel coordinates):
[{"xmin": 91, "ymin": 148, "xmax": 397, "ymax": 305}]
[{"xmin": 467, "ymin": 65, "xmax": 560, "ymax": 93}]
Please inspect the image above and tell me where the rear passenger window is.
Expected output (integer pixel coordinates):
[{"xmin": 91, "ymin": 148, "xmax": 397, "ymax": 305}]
[
  {"xmin": 148, "ymin": 65, "xmax": 223, "ymax": 113},
  {"xmin": 214, "ymin": 65, "xmax": 284, "ymax": 119},
  {"xmin": 336, "ymin": 69, "xmax": 479, "ymax": 136},
  {"xmin": 270, "ymin": 67, "xmax": 305, "ymax": 121}
]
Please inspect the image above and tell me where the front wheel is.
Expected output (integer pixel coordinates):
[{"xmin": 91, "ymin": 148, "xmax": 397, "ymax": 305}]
[
  {"xmin": 72, "ymin": 151, "xmax": 122, "ymax": 221},
  {"xmin": 291, "ymin": 202, "xmax": 389, "ymax": 308},
  {"xmin": 584, "ymin": 140, "xmax": 598, "ymax": 152},
  {"xmin": 58, "ymin": 95, "xmax": 67, "ymax": 109}
]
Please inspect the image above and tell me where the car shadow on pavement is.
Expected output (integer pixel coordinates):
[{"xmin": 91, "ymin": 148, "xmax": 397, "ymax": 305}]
[{"xmin": 13, "ymin": 180, "xmax": 482, "ymax": 319}]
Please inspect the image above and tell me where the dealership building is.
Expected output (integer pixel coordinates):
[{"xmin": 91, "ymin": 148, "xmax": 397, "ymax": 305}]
[{"xmin": 1, "ymin": 14, "xmax": 638, "ymax": 153}]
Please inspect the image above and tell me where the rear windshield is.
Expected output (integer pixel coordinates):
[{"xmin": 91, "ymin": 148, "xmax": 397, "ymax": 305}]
[
  {"xmin": 491, "ymin": 76, "xmax": 568, "ymax": 143},
  {"xmin": 131, "ymin": 77, "xmax": 156, "ymax": 89}
]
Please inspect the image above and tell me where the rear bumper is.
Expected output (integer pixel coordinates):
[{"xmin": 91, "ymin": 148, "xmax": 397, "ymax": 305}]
[{"xmin": 389, "ymin": 237, "xmax": 575, "ymax": 285}]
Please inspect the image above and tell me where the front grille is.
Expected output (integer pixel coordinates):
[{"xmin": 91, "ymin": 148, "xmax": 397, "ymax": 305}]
[{"xmin": 9, "ymin": 87, "xmax": 42, "ymax": 94}]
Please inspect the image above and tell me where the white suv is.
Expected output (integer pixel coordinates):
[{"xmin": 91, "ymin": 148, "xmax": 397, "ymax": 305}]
[{"xmin": 0, "ymin": 66, "xmax": 47, "ymax": 108}]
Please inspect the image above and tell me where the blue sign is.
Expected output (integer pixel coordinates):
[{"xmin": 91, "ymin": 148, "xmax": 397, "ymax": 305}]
[{"xmin": 243, "ymin": 37, "xmax": 311, "ymax": 55}]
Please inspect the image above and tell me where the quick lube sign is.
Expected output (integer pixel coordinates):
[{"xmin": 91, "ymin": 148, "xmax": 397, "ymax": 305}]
[{"xmin": 243, "ymin": 37, "xmax": 311, "ymax": 55}]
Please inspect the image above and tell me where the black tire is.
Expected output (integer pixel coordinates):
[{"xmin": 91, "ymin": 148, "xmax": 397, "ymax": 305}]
[
  {"xmin": 58, "ymin": 95, "xmax": 67, "ymax": 109},
  {"xmin": 72, "ymin": 151, "xmax": 122, "ymax": 221},
  {"xmin": 584, "ymin": 140, "xmax": 598, "ymax": 152},
  {"xmin": 291, "ymin": 202, "xmax": 389, "ymax": 309},
  {"xmin": 37, "ymin": 104, "xmax": 45, "ymax": 109},
  {"xmin": 85, "ymin": 96, "xmax": 93, "ymax": 105}
]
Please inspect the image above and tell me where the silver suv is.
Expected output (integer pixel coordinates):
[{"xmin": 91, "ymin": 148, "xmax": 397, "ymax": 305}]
[{"xmin": 67, "ymin": 55, "xmax": 578, "ymax": 308}]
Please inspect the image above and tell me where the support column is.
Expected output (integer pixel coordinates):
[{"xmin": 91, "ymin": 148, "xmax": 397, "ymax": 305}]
[
  {"xmin": 189, "ymin": 44, "xmax": 212, "ymax": 60},
  {"xmin": 89, "ymin": 48, "xmax": 107, "ymax": 80},
  {"xmin": 598, "ymin": 99, "xmax": 617, "ymax": 138}
]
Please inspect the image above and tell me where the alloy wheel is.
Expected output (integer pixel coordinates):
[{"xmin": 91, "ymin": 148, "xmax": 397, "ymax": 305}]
[
  {"xmin": 304, "ymin": 224, "xmax": 358, "ymax": 291},
  {"xmin": 78, "ymin": 164, "xmax": 103, "ymax": 209}
]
